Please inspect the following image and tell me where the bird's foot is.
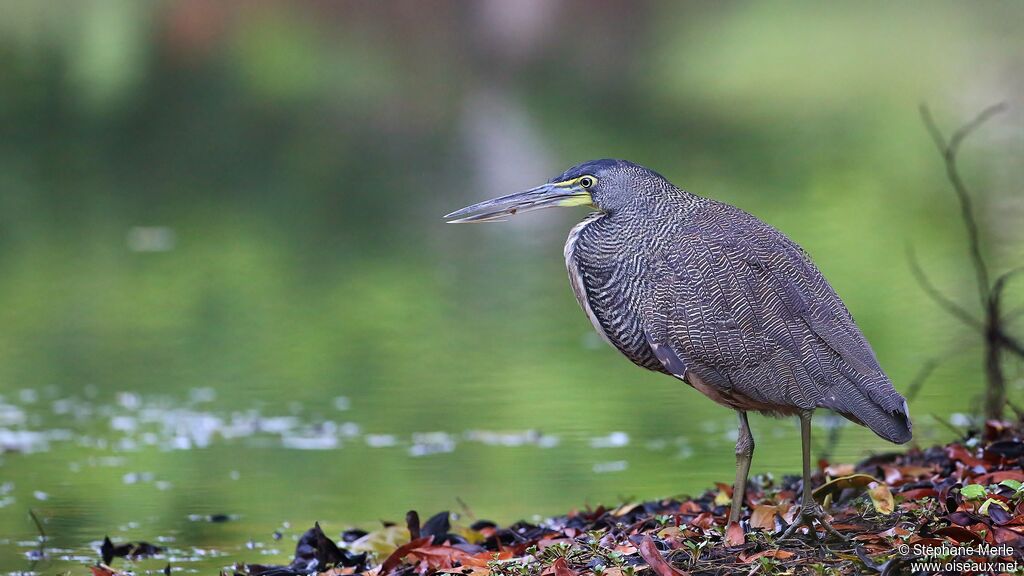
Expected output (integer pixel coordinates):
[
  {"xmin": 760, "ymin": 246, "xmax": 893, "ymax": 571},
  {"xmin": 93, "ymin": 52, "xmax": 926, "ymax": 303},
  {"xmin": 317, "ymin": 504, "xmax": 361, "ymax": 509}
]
[{"xmin": 778, "ymin": 503, "xmax": 847, "ymax": 543}]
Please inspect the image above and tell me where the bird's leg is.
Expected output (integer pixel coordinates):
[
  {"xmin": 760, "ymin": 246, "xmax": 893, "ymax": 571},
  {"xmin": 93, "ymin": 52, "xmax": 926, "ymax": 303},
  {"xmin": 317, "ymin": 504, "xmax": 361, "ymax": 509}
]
[
  {"xmin": 728, "ymin": 411, "xmax": 753, "ymax": 524},
  {"xmin": 779, "ymin": 411, "xmax": 847, "ymax": 543}
]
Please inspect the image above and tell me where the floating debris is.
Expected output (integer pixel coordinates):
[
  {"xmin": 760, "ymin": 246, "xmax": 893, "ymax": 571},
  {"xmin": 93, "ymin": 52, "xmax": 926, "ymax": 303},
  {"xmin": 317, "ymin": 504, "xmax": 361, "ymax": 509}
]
[
  {"xmin": 592, "ymin": 460, "xmax": 628, "ymax": 474},
  {"xmin": 100, "ymin": 536, "xmax": 164, "ymax": 565},
  {"xmin": 589, "ymin": 431, "xmax": 629, "ymax": 449}
]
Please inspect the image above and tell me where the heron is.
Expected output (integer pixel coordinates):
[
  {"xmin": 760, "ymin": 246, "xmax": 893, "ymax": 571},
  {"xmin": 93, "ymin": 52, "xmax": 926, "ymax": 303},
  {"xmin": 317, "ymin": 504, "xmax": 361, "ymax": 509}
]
[{"xmin": 444, "ymin": 159, "xmax": 911, "ymax": 541}]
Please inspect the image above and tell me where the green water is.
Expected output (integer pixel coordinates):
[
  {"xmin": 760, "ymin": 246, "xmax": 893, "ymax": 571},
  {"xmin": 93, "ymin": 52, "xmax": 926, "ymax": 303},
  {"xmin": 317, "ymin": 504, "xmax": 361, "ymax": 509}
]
[{"xmin": 1, "ymin": 1, "xmax": 1022, "ymax": 573}]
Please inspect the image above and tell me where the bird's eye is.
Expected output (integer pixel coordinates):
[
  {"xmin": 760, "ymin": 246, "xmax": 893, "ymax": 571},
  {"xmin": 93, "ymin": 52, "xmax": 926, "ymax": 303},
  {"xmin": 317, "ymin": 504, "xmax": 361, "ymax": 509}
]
[{"xmin": 579, "ymin": 176, "xmax": 595, "ymax": 189}]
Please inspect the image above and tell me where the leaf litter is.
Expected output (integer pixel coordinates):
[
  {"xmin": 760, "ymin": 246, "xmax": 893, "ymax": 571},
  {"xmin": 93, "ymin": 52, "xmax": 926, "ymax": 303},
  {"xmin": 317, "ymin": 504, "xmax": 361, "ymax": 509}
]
[{"xmin": 89, "ymin": 419, "xmax": 1024, "ymax": 576}]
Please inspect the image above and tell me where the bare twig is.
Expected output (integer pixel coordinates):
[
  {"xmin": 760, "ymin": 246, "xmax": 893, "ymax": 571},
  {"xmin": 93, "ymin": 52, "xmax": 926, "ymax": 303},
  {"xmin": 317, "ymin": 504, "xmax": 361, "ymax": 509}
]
[
  {"xmin": 906, "ymin": 245, "xmax": 982, "ymax": 331},
  {"xmin": 455, "ymin": 496, "xmax": 476, "ymax": 521},
  {"xmin": 915, "ymin": 103, "xmax": 1020, "ymax": 420},
  {"xmin": 27, "ymin": 509, "xmax": 46, "ymax": 567},
  {"xmin": 919, "ymin": 103, "xmax": 1005, "ymax": 309},
  {"xmin": 997, "ymin": 332, "xmax": 1024, "ymax": 359},
  {"xmin": 930, "ymin": 414, "xmax": 967, "ymax": 439},
  {"xmin": 993, "ymin": 266, "xmax": 1024, "ymax": 308},
  {"xmin": 28, "ymin": 509, "xmax": 45, "ymax": 541},
  {"xmin": 904, "ymin": 358, "xmax": 941, "ymax": 403}
]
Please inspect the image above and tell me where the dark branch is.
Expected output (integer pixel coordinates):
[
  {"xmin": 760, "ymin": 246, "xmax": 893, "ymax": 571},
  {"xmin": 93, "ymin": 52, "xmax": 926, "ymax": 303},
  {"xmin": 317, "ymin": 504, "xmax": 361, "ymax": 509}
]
[
  {"xmin": 997, "ymin": 331, "xmax": 1024, "ymax": 359},
  {"xmin": 992, "ymin": 267, "xmax": 1024, "ymax": 360},
  {"xmin": 1005, "ymin": 306, "xmax": 1024, "ymax": 324},
  {"xmin": 930, "ymin": 413, "xmax": 967, "ymax": 440},
  {"xmin": 993, "ymin": 266, "xmax": 1024, "ymax": 304},
  {"xmin": 906, "ymin": 244, "xmax": 983, "ymax": 330},
  {"xmin": 28, "ymin": 509, "xmax": 45, "ymax": 541},
  {"xmin": 918, "ymin": 103, "xmax": 1006, "ymax": 309},
  {"xmin": 904, "ymin": 358, "xmax": 940, "ymax": 403},
  {"xmin": 947, "ymin": 103, "xmax": 1009, "ymax": 156}
]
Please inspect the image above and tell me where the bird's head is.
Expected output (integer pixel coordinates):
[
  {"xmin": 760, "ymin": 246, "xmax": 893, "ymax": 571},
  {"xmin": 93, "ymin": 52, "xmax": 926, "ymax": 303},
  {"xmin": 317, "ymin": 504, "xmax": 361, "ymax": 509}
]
[{"xmin": 444, "ymin": 159, "xmax": 668, "ymax": 223}]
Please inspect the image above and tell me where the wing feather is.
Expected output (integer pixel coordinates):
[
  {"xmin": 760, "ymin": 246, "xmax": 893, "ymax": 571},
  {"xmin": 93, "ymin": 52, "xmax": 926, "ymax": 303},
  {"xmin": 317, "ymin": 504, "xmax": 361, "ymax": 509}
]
[{"xmin": 643, "ymin": 203, "xmax": 911, "ymax": 442}]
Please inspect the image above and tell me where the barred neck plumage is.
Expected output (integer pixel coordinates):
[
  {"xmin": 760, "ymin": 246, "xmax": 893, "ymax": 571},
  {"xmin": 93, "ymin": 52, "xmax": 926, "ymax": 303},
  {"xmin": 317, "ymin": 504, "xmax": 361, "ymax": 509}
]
[{"xmin": 609, "ymin": 180, "xmax": 705, "ymax": 224}]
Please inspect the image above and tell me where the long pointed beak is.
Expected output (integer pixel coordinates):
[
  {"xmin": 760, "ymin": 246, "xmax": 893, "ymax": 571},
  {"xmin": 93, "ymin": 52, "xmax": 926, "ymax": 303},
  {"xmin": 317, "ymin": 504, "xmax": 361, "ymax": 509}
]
[{"xmin": 444, "ymin": 183, "xmax": 593, "ymax": 223}]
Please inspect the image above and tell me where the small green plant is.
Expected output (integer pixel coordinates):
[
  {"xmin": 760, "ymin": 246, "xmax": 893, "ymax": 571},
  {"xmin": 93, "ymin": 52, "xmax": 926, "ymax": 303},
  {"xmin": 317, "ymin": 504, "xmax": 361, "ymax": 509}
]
[
  {"xmin": 681, "ymin": 536, "xmax": 711, "ymax": 567},
  {"xmin": 758, "ymin": 555, "xmax": 780, "ymax": 573}
]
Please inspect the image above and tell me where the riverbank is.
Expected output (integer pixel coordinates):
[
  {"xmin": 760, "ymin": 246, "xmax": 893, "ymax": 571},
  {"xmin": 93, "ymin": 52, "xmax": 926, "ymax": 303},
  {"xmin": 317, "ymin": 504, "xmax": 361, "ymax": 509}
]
[{"xmin": 217, "ymin": 418, "xmax": 1024, "ymax": 576}]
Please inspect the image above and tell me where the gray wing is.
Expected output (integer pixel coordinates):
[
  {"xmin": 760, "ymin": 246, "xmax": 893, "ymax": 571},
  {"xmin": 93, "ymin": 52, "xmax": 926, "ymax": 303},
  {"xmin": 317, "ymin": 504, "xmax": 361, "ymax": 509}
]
[{"xmin": 644, "ymin": 209, "xmax": 911, "ymax": 443}]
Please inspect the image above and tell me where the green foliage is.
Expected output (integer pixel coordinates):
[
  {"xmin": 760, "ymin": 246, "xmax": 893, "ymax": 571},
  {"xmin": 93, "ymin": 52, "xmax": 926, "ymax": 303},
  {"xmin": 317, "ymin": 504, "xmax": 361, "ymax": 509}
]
[{"xmin": 0, "ymin": 2, "xmax": 1021, "ymax": 573}]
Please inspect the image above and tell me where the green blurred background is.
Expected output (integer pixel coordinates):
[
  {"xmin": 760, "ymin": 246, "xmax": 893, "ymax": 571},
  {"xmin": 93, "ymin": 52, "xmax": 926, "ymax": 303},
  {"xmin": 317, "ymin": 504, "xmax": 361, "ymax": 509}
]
[{"xmin": 1, "ymin": 0, "xmax": 1022, "ymax": 572}]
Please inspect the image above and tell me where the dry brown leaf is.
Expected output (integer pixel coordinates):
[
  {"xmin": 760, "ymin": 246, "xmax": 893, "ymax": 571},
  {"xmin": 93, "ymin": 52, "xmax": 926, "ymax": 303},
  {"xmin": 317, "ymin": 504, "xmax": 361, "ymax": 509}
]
[
  {"xmin": 882, "ymin": 466, "xmax": 902, "ymax": 485},
  {"xmin": 380, "ymin": 536, "xmax": 433, "ymax": 574},
  {"xmin": 749, "ymin": 505, "xmax": 779, "ymax": 530},
  {"xmin": 725, "ymin": 522, "xmax": 745, "ymax": 546},
  {"xmin": 90, "ymin": 566, "xmax": 127, "ymax": 576},
  {"xmin": 812, "ymin": 474, "xmax": 878, "ymax": 503},
  {"xmin": 868, "ymin": 482, "xmax": 895, "ymax": 514},
  {"xmin": 552, "ymin": 557, "xmax": 577, "ymax": 576},
  {"xmin": 637, "ymin": 536, "xmax": 690, "ymax": 576},
  {"xmin": 973, "ymin": 470, "xmax": 1024, "ymax": 485},
  {"xmin": 824, "ymin": 463, "xmax": 855, "ymax": 477},
  {"xmin": 690, "ymin": 512, "xmax": 715, "ymax": 530},
  {"xmin": 612, "ymin": 502, "xmax": 641, "ymax": 517},
  {"xmin": 739, "ymin": 549, "xmax": 795, "ymax": 563}
]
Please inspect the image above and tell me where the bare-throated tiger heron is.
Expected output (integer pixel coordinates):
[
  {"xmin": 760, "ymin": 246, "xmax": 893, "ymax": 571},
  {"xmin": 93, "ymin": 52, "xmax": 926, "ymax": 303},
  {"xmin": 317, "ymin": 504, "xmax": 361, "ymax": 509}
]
[{"xmin": 445, "ymin": 159, "xmax": 912, "ymax": 541}]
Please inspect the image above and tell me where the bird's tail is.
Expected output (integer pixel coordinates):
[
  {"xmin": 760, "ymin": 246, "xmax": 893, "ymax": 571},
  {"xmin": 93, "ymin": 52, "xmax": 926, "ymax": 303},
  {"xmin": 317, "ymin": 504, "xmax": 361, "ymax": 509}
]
[{"xmin": 820, "ymin": 371, "xmax": 912, "ymax": 444}]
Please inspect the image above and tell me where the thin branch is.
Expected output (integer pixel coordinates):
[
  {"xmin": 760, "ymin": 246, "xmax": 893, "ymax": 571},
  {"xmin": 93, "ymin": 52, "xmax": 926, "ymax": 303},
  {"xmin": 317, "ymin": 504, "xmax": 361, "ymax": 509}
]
[
  {"xmin": 992, "ymin": 267, "xmax": 1024, "ymax": 361},
  {"xmin": 904, "ymin": 358, "xmax": 940, "ymax": 403},
  {"xmin": 1005, "ymin": 306, "xmax": 1024, "ymax": 324},
  {"xmin": 28, "ymin": 509, "xmax": 45, "ymax": 541},
  {"xmin": 28, "ymin": 509, "xmax": 46, "ymax": 567},
  {"xmin": 992, "ymin": 266, "xmax": 1024, "ymax": 304},
  {"xmin": 947, "ymin": 103, "xmax": 1009, "ymax": 156},
  {"xmin": 455, "ymin": 496, "xmax": 476, "ymax": 521},
  {"xmin": 996, "ymin": 331, "xmax": 1024, "ymax": 359},
  {"xmin": 930, "ymin": 413, "xmax": 968, "ymax": 440},
  {"xmin": 906, "ymin": 244, "xmax": 983, "ymax": 330},
  {"xmin": 919, "ymin": 102, "xmax": 1006, "ymax": 309}
]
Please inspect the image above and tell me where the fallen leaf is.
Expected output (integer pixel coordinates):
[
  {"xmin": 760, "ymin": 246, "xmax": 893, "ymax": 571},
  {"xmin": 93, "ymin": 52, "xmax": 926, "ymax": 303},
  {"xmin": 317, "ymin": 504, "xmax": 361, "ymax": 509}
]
[
  {"xmin": 612, "ymin": 502, "xmax": 641, "ymax": 516},
  {"xmin": 882, "ymin": 466, "xmax": 902, "ymax": 485},
  {"xmin": 868, "ymin": 482, "xmax": 894, "ymax": 515},
  {"xmin": 824, "ymin": 463, "xmax": 855, "ymax": 477},
  {"xmin": 739, "ymin": 549, "xmax": 794, "ymax": 564},
  {"xmin": 898, "ymin": 465, "xmax": 936, "ymax": 479},
  {"xmin": 946, "ymin": 445, "xmax": 985, "ymax": 467},
  {"xmin": 713, "ymin": 490, "xmax": 732, "ymax": 507},
  {"xmin": 973, "ymin": 470, "xmax": 1024, "ymax": 485},
  {"xmin": 749, "ymin": 505, "xmax": 779, "ymax": 530},
  {"xmin": 898, "ymin": 487, "xmax": 937, "ymax": 500},
  {"xmin": 978, "ymin": 498, "xmax": 1009, "ymax": 516},
  {"xmin": 934, "ymin": 525, "xmax": 984, "ymax": 544},
  {"xmin": 100, "ymin": 536, "xmax": 163, "ymax": 565},
  {"xmin": 90, "ymin": 566, "xmax": 127, "ymax": 576},
  {"xmin": 812, "ymin": 474, "xmax": 878, "ymax": 503},
  {"xmin": 380, "ymin": 536, "xmax": 432, "ymax": 575},
  {"xmin": 690, "ymin": 512, "xmax": 715, "ymax": 530},
  {"xmin": 725, "ymin": 522, "xmax": 745, "ymax": 546},
  {"xmin": 637, "ymin": 536, "xmax": 689, "ymax": 576},
  {"xmin": 552, "ymin": 557, "xmax": 577, "ymax": 576},
  {"xmin": 960, "ymin": 484, "xmax": 986, "ymax": 500}
]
